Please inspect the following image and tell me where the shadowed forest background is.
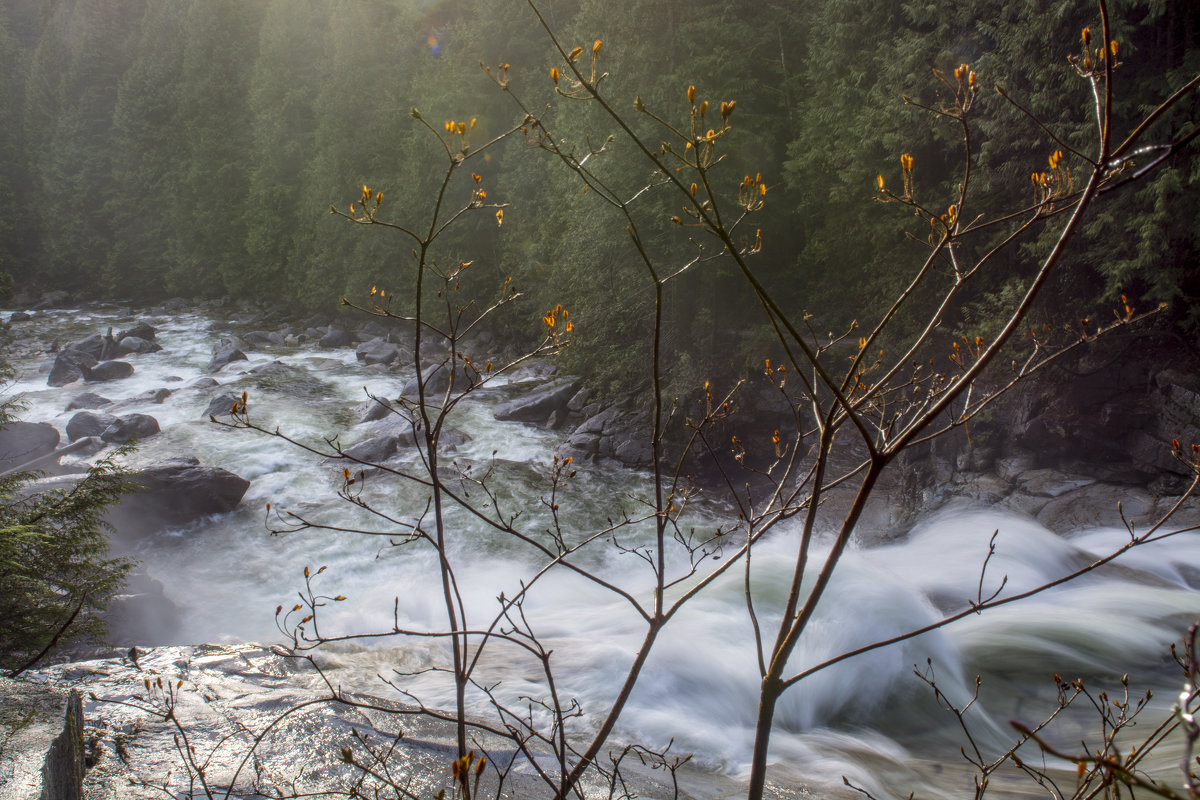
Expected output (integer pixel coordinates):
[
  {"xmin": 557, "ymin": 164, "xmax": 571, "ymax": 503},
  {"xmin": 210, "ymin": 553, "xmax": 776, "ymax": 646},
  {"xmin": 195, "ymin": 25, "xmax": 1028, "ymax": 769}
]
[{"xmin": 0, "ymin": 0, "xmax": 1197, "ymax": 397}]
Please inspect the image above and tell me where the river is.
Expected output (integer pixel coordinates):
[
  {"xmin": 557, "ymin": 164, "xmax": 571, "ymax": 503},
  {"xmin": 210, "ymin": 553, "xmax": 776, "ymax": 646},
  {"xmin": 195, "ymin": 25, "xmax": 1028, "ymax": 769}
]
[{"xmin": 5, "ymin": 301, "xmax": 1199, "ymax": 799}]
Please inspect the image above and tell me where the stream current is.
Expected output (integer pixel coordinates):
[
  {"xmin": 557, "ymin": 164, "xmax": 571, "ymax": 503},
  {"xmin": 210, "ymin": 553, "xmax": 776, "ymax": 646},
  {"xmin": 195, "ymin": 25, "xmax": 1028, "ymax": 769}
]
[{"xmin": 5, "ymin": 302, "xmax": 1199, "ymax": 799}]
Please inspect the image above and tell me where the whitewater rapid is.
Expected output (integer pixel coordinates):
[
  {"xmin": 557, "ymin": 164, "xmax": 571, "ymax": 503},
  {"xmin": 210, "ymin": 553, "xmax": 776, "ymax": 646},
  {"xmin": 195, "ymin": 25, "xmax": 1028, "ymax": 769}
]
[{"xmin": 6, "ymin": 302, "xmax": 1198, "ymax": 798}]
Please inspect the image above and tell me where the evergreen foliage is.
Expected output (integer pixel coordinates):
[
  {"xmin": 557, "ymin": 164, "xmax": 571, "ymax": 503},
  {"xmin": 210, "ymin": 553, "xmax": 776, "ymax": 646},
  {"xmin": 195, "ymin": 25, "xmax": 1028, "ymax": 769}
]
[
  {"xmin": 0, "ymin": 0, "xmax": 1195, "ymax": 389},
  {"xmin": 0, "ymin": 356, "xmax": 134, "ymax": 676}
]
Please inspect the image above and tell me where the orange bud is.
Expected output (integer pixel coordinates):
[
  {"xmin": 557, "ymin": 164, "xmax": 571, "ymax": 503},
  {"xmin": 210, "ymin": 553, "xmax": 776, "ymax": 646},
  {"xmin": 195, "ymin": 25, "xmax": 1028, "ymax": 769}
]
[
  {"xmin": 568, "ymin": 46, "xmax": 583, "ymax": 62},
  {"xmin": 593, "ymin": 40, "xmax": 602, "ymax": 54},
  {"xmin": 687, "ymin": 84, "xmax": 696, "ymax": 104},
  {"xmin": 550, "ymin": 67, "xmax": 560, "ymax": 85}
]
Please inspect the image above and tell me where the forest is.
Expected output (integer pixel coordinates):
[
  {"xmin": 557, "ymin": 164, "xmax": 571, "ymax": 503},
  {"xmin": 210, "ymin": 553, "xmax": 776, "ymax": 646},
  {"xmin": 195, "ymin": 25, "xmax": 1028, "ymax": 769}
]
[{"xmin": 1, "ymin": 0, "xmax": 1197, "ymax": 395}]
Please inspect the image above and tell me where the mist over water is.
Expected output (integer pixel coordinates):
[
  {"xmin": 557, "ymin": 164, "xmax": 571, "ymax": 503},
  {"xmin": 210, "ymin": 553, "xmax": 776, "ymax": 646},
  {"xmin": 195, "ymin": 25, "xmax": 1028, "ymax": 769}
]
[{"xmin": 6, "ymin": 304, "xmax": 1197, "ymax": 797}]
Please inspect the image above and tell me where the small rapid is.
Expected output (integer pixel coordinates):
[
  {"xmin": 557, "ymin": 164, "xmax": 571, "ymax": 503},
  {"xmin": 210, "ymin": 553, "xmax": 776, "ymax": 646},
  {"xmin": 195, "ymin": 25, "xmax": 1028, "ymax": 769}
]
[{"xmin": 5, "ymin": 303, "xmax": 1197, "ymax": 798}]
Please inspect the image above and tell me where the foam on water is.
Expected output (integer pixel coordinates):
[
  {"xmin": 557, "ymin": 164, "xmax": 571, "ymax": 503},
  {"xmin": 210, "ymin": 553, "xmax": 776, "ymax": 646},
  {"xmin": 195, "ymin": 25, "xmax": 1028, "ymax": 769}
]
[{"xmin": 5, "ymin": 305, "xmax": 1197, "ymax": 797}]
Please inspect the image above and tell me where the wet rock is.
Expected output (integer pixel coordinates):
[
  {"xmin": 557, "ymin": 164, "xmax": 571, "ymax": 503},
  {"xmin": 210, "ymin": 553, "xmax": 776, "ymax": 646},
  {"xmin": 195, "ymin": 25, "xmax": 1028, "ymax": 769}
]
[
  {"xmin": 47, "ymin": 350, "xmax": 97, "ymax": 387},
  {"xmin": 1035, "ymin": 483, "xmax": 1156, "ymax": 531},
  {"xmin": 319, "ymin": 328, "xmax": 352, "ymax": 348},
  {"xmin": 203, "ymin": 393, "xmax": 240, "ymax": 418},
  {"xmin": 106, "ymin": 457, "xmax": 251, "ymax": 540},
  {"xmin": 82, "ymin": 360, "xmax": 135, "ymax": 383},
  {"xmin": 118, "ymin": 321, "xmax": 158, "ymax": 342},
  {"xmin": 326, "ymin": 434, "xmax": 404, "ymax": 465},
  {"xmin": 114, "ymin": 335, "xmax": 161, "ymax": 355},
  {"xmin": 249, "ymin": 360, "xmax": 331, "ymax": 399},
  {"xmin": 401, "ymin": 361, "xmax": 476, "ymax": 397},
  {"xmin": 66, "ymin": 392, "xmax": 112, "ymax": 411},
  {"xmin": 493, "ymin": 378, "xmax": 581, "ymax": 424},
  {"xmin": 66, "ymin": 411, "xmax": 120, "ymax": 442},
  {"xmin": 100, "ymin": 413, "xmax": 160, "ymax": 444},
  {"xmin": 356, "ymin": 338, "xmax": 406, "ymax": 366},
  {"xmin": 355, "ymin": 396, "xmax": 398, "ymax": 424},
  {"xmin": 207, "ymin": 337, "xmax": 248, "ymax": 373},
  {"xmin": 9, "ymin": 310, "xmax": 31, "ymax": 322},
  {"xmin": 243, "ymin": 330, "xmax": 285, "ymax": 347},
  {"xmin": 0, "ymin": 422, "xmax": 60, "ymax": 471}
]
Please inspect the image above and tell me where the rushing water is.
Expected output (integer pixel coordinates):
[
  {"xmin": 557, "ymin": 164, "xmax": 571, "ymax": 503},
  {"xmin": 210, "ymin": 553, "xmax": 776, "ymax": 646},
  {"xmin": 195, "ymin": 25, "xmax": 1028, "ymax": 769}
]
[{"xmin": 6, "ymin": 303, "xmax": 1199, "ymax": 798}]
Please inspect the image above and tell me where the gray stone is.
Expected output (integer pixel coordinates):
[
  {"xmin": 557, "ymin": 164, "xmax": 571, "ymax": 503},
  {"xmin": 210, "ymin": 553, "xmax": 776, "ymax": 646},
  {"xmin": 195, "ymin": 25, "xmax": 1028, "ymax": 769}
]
[
  {"xmin": 356, "ymin": 338, "xmax": 405, "ymax": 366},
  {"xmin": 9, "ymin": 310, "xmax": 31, "ymax": 322},
  {"xmin": 105, "ymin": 457, "xmax": 251, "ymax": 540},
  {"xmin": 66, "ymin": 411, "xmax": 119, "ymax": 442},
  {"xmin": 355, "ymin": 396, "xmax": 397, "ymax": 424},
  {"xmin": 0, "ymin": 422, "xmax": 60, "ymax": 472},
  {"xmin": 0, "ymin": 678, "xmax": 84, "ymax": 800},
  {"xmin": 203, "ymin": 393, "xmax": 240, "ymax": 418},
  {"xmin": 493, "ymin": 378, "xmax": 581, "ymax": 424},
  {"xmin": 207, "ymin": 338, "xmax": 248, "ymax": 373},
  {"xmin": 243, "ymin": 330, "xmax": 285, "ymax": 347},
  {"xmin": 82, "ymin": 360, "xmax": 135, "ymax": 383},
  {"xmin": 117, "ymin": 321, "xmax": 158, "ymax": 342},
  {"xmin": 100, "ymin": 414, "xmax": 160, "ymax": 444},
  {"xmin": 114, "ymin": 335, "xmax": 161, "ymax": 355},
  {"xmin": 319, "ymin": 328, "xmax": 352, "ymax": 348},
  {"xmin": 65, "ymin": 392, "xmax": 112, "ymax": 411},
  {"xmin": 47, "ymin": 350, "xmax": 97, "ymax": 387}
]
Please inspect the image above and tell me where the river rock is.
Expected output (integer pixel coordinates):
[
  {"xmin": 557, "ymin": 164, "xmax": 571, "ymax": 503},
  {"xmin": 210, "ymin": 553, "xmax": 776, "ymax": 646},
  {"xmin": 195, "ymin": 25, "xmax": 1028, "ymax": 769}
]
[
  {"xmin": 493, "ymin": 378, "xmax": 581, "ymax": 424},
  {"xmin": 401, "ymin": 361, "xmax": 476, "ymax": 397},
  {"xmin": 66, "ymin": 411, "xmax": 120, "ymax": 442},
  {"xmin": 355, "ymin": 395, "xmax": 397, "ymax": 424},
  {"xmin": 9, "ymin": 310, "xmax": 31, "ymax": 322},
  {"xmin": 0, "ymin": 421, "xmax": 60, "ymax": 472},
  {"xmin": 47, "ymin": 349, "xmax": 97, "ymax": 387},
  {"xmin": 118, "ymin": 321, "xmax": 158, "ymax": 342},
  {"xmin": 203, "ymin": 393, "xmax": 240, "ymax": 418},
  {"xmin": 114, "ymin": 335, "xmax": 161, "ymax": 355},
  {"xmin": 207, "ymin": 338, "xmax": 248, "ymax": 373},
  {"xmin": 319, "ymin": 328, "xmax": 353, "ymax": 348},
  {"xmin": 243, "ymin": 330, "xmax": 285, "ymax": 347},
  {"xmin": 100, "ymin": 413, "xmax": 160, "ymax": 444},
  {"xmin": 356, "ymin": 337, "xmax": 406, "ymax": 366},
  {"xmin": 65, "ymin": 391, "xmax": 112, "ymax": 411},
  {"xmin": 106, "ymin": 457, "xmax": 251, "ymax": 539},
  {"xmin": 83, "ymin": 359, "xmax": 135, "ymax": 383}
]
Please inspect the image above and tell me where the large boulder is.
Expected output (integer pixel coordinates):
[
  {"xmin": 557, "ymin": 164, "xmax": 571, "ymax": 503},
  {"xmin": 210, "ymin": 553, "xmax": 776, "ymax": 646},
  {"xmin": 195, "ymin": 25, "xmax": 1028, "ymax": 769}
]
[
  {"xmin": 118, "ymin": 321, "xmax": 158, "ymax": 342},
  {"xmin": 66, "ymin": 411, "xmax": 120, "ymax": 442},
  {"xmin": 106, "ymin": 457, "xmax": 251, "ymax": 540},
  {"xmin": 493, "ymin": 378, "xmax": 581, "ymax": 424},
  {"xmin": 203, "ymin": 393, "xmax": 240, "ymax": 418},
  {"xmin": 207, "ymin": 338, "xmax": 248, "ymax": 373},
  {"xmin": 0, "ymin": 422, "xmax": 61, "ymax": 472},
  {"xmin": 243, "ymin": 330, "xmax": 285, "ymax": 348},
  {"xmin": 82, "ymin": 360, "xmax": 135, "ymax": 383},
  {"xmin": 47, "ymin": 350, "xmax": 97, "ymax": 387},
  {"xmin": 319, "ymin": 328, "xmax": 353, "ymax": 348},
  {"xmin": 356, "ymin": 338, "xmax": 407, "ymax": 366},
  {"xmin": 114, "ymin": 336, "xmax": 162, "ymax": 355},
  {"xmin": 100, "ymin": 414, "xmax": 160, "ymax": 444}
]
